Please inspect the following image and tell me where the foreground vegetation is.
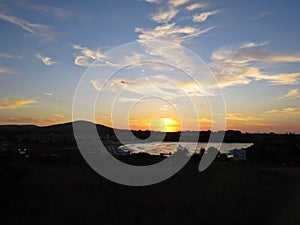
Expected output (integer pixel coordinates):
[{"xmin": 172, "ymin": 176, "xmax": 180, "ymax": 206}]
[{"xmin": 1, "ymin": 152, "xmax": 300, "ymax": 225}]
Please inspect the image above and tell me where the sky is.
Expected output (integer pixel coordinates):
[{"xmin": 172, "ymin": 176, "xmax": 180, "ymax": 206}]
[{"xmin": 0, "ymin": 0, "xmax": 300, "ymax": 133}]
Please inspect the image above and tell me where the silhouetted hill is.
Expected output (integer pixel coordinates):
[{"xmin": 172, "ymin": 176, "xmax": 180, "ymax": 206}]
[{"xmin": 0, "ymin": 121, "xmax": 114, "ymax": 135}]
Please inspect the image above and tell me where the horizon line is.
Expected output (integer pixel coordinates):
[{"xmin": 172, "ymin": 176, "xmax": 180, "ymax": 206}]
[{"xmin": 0, "ymin": 120, "xmax": 299, "ymax": 135}]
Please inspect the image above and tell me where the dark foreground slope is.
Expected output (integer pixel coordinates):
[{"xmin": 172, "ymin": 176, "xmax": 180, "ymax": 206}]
[{"xmin": 1, "ymin": 155, "xmax": 299, "ymax": 225}]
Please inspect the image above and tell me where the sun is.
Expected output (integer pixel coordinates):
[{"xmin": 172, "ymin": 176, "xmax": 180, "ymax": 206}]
[{"xmin": 149, "ymin": 117, "xmax": 179, "ymax": 132}]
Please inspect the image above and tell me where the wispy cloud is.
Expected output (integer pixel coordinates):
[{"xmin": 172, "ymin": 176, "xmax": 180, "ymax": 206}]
[
  {"xmin": 0, "ymin": 98, "xmax": 36, "ymax": 110},
  {"xmin": 72, "ymin": 0, "xmax": 220, "ymax": 101},
  {"xmin": 135, "ymin": 23, "xmax": 214, "ymax": 44},
  {"xmin": 213, "ymin": 66, "xmax": 300, "ymax": 87},
  {"xmin": 145, "ymin": 0, "xmax": 190, "ymax": 7},
  {"xmin": 90, "ymin": 79, "xmax": 102, "ymax": 92},
  {"xmin": 0, "ymin": 116, "xmax": 57, "ymax": 125},
  {"xmin": 0, "ymin": 67, "xmax": 12, "ymax": 74},
  {"xmin": 0, "ymin": 12, "xmax": 52, "ymax": 41},
  {"xmin": 0, "ymin": 52, "xmax": 23, "ymax": 60},
  {"xmin": 186, "ymin": 3, "xmax": 206, "ymax": 11},
  {"xmin": 210, "ymin": 42, "xmax": 300, "ymax": 87},
  {"xmin": 7, "ymin": 0, "xmax": 75, "ymax": 20},
  {"xmin": 36, "ymin": 54, "xmax": 57, "ymax": 66},
  {"xmin": 168, "ymin": 0, "xmax": 190, "ymax": 7},
  {"xmin": 226, "ymin": 113, "xmax": 264, "ymax": 121},
  {"xmin": 280, "ymin": 89, "xmax": 300, "ymax": 99},
  {"xmin": 91, "ymin": 74, "xmax": 211, "ymax": 99},
  {"xmin": 159, "ymin": 104, "xmax": 170, "ymax": 111},
  {"xmin": 266, "ymin": 107, "xmax": 300, "ymax": 115},
  {"xmin": 248, "ymin": 72, "xmax": 300, "ymax": 85},
  {"xmin": 136, "ymin": 0, "xmax": 221, "ymax": 72},
  {"xmin": 24, "ymin": 4, "xmax": 73, "ymax": 20},
  {"xmin": 239, "ymin": 41, "xmax": 269, "ymax": 48},
  {"xmin": 135, "ymin": 0, "xmax": 219, "ymax": 77},
  {"xmin": 0, "ymin": 53, "xmax": 13, "ymax": 58},
  {"xmin": 53, "ymin": 113, "xmax": 64, "ymax": 118},
  {"xmin": 118, "ymin": 97, "xmax": 144, "ymax": 103},
  {"xmin": 43, "ymin": 92, "xmax": 53, "ymax": 96},
  {"xmin": 254, "ymin": 11, "xmax": 269, "ymax": 20},
  {"xmin": 193, "ymin": 10, "xmax": 221, "ymax": 22},
  {"xmin": 212, "ymin": 41, "xmax": 300, "ymax": 63},
  {"xmin": 198, "ymin": 117, "xmax": 212, "ymax": 123},
  {"xmin": 73, "ymin": 44, "xmax": 106, "ymax": 67},
  {"xmin": 140, "ymin": 0, "xmax": 216, "ymax": 43},
  {"xmin": 225, "ymin": 110, "xmax": 300, "ymax": 132},
  {"xmin": 151, "ymin": 7, "xmax": 179, "ymax": 23},
  {"xmin": 145, "ymin": 0, "xmax": 161, "ymax": 4}
]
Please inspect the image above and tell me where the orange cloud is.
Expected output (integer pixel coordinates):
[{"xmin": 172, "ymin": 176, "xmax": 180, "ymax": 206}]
[
  {"xmin": 226, "ymin": 113, "xmax": 264, "ymax": 121},
  {"xmin": 280, "ymin": 89, "xmax": 299, "ymax": 99},
  {"xmin": 0, "ymin": 98, "xmax": 36, "ymax": 110},
  {"xmin": 266, "ymin": 107, "xmax": 300, "ymax": 115},
  {"xmin": 0, "ymin": 116, "xmax": 57, "ymax": 126},
  {"xmin": 53, "ymin": 114, "xmax": 64, "ymax": 118}
]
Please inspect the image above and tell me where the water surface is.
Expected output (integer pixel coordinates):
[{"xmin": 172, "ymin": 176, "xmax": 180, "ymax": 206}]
[{"xmin": 119, "ymin": 142, "xmax": 253, "ymax": 155}]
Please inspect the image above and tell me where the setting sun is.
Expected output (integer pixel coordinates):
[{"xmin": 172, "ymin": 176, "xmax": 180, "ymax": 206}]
[
  {"xmin": 160, "ymin": 118, "xmax": 180, "ymax": 132},
  {"xmin": 144, "ymin": 117, "xmax": 180, "ymax": 132}
]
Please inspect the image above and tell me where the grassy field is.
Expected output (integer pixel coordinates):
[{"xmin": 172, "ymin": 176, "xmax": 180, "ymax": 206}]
[{"xmin": 1, "ymin": 154, "xmax": 300, "ymax": 225}]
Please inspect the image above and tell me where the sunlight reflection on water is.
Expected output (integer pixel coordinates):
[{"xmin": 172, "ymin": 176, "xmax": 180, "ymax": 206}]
[{"xmin": 119, "ymin": 142, "xmax": 253, "ymax": 155}]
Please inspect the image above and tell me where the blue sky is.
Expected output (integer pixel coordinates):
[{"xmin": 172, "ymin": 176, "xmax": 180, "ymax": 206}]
[{"xmin": 0, "ymin": 0, "xmax": 300, "ymax": 133}]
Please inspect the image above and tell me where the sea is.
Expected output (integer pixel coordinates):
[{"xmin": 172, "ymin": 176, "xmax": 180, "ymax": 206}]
[{"xmin": 118, "ymin": 142, "xmax": 253, "ymax": 156}]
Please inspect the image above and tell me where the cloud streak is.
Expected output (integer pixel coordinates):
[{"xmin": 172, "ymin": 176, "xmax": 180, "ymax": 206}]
[
  {"xmin": 212, "ymin": 42, "xmax": 300, "ymax": 63},
  {"xmin": 23, "ymin": 4, "xmax": 73, "ymax": 20},
  {"xmin": 193, "ymin": 10, "xmax": 221, "ymax": 22},
  {"xmin": 186, "ymin": 3, "xmax": 206, "ymax": 11},
  {"xmin": 0, "ymin": 12, "xmax": 52, "ymax": 40},
  {"xmin": 151, "ymin": 7, "xmax": 179, "ymax": 23},
  {"xmin": 36, "ymin": 54, "xmax": 57, "ymax": 66},
  {"xmin": 254, "ymin": 11, "xmax": 269, "ymax": 20},
  {"xmin": 135, "ymin": 23, "xmax": 214, "ymax": 44},
  {"xmin": 43, "ymin": 92, "xmax": 53, "ymax": 96},
  {"xmin": 139, "ymin": 0, "xmax": 218, "ymax": 44},
  {"xmin": 280, "ymin": 89, "xmax": 300, "ymax": 99},
  {"xmin": 0, "ymin": 67, "xmax": 11, "ymax": 74},
  {"xmin": 0, "ymin": 53, "xmax": 13, "ymax": 58},
  {"xmin": 91, "ymin": 74, "xmax": 211, "ymax": 100},
  {"xmin": 210, "ymin": 42, "xmax": 300, "ymax": 87},
  {"xmin": 0, "ymin": 116, "xmax": 57, "ymax": 126},
  {"xmin": 168, "ymin": 0, "xmax": 190, "ymax": 7},
  {"xmin": 0, "ymin": 98, "xmax": 36, "ymax": 110},
  {"xmin": 53, "ymin": 114, "xmax": 64, "ymax": 118},
  {"xmin": 226, "ymin": 113, "xmax": 263, "ymax": 121},
  {"xmin": 266, "ymin": 107, "xmax": 300, "ymax": 115},
  {"xmin": 145, "ymin": 0, "xmax": 161, "ymax": 4},
  {"xmin": 73, "ymin": 45, "xmax": 106, "ymax": 67}
]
